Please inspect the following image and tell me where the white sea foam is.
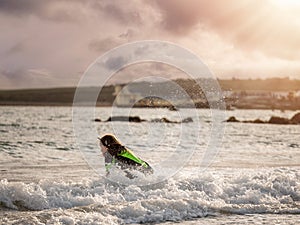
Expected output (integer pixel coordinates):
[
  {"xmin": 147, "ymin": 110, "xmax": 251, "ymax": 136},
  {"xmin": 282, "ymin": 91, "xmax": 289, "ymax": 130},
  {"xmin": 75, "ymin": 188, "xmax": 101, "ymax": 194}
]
[{"xmin": 1, "ymin": 168, "xmax": 299, "ymax": 224}]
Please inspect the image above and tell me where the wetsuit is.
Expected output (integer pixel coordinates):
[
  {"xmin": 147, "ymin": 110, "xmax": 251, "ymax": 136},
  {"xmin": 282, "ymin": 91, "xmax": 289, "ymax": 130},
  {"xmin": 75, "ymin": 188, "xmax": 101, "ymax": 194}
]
[{"xmin": 104, "ymin": 147, "xmax": 153, "ymax": 178}]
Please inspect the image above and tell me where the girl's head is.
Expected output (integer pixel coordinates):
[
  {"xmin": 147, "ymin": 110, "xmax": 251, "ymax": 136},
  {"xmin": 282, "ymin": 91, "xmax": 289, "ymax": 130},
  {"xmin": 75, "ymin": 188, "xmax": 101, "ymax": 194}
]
[
  {"xmin": 99, "ymin": 134, "xmax": 121, "ymax": 148},
  {"xmin": 99, "ymin": 134, "xmax": 124, "ymax": 156}
]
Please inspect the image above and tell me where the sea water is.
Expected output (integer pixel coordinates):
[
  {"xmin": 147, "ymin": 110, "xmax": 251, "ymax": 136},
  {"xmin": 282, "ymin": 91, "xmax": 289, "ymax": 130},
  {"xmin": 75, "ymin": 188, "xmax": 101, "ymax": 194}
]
[{"xmin": 0, "ymin": 106, "xmax": 299, "ymax": 224}]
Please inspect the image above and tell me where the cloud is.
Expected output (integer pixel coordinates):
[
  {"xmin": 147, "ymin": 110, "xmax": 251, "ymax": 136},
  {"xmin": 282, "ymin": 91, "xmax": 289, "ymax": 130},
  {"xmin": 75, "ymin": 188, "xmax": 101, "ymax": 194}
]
[
  {"xmin": 102, "ymin": 2, "xmax": 142, "ymax": 25},
  {"xmin": 0, "ymin": 67, "xmax": 70, "ymax": 89},
  {"xmin": 6, "ymin": 42, "xmax": 25, "ymax": 55},
  {"xmin": 0, "ymin": 0, "xmax": 146, "ymax": 24},
  {"xmin": 0, "ymin": 0, "xmax": 300, "ymax": 89},
  {"xmin": 0, "ymin": 0, "xmax": 84, "ymax": 22},
  {"xmin": 0, "ymin": 0, "xmax": 42, "ymax": 15},
  {"xmin": 0, "ymin": 67, "xmax": 24, "ymax": 79},
  {"xmin": 88, "ymin": 38, "xmax": 119, "ymax": 53},
  {"xmin": 0, "ymin": 67, "xmax": 33, "ymax": 89},
  {"xmin": 27, "ymin": 68, "xmax": 52, "ymax": 77},
  {"xmin": 104, "ymin": 56, "xmax": 128, "ymax": 71},
  {"xmin": 153, "ymin": 0, "xmax": 264, "ymax": 34},
  {"xmin": 88, "ymin": 30, "xmax": 136, "ymax": 53},
  {"xmin": 154, "ymin": 0, "xmax": 300, "ymax": 60},
  {"xmin": 152, "ymin": 0, "xmax": 204, "ymax": 34}
]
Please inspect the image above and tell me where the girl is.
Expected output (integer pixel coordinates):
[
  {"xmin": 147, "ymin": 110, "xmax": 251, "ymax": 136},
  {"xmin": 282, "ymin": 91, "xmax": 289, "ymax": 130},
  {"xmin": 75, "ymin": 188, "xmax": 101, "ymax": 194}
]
[{"xmin": 99, "ymin": 134, "xmax": 153, "ymax": 178}]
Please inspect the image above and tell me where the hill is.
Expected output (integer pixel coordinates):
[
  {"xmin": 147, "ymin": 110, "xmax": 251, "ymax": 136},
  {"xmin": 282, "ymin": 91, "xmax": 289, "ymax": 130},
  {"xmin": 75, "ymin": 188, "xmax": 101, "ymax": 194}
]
[{"xmin": 0, "ymin": 78, "xmax": 299, "ymax": 109}]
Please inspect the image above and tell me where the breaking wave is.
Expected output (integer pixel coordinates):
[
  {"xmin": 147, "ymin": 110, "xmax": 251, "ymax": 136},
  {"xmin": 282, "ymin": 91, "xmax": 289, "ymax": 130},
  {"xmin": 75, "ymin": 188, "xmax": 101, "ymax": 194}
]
[{"xmin": 1, "ymin": 168, "xmax": 299, "ymax": 224}]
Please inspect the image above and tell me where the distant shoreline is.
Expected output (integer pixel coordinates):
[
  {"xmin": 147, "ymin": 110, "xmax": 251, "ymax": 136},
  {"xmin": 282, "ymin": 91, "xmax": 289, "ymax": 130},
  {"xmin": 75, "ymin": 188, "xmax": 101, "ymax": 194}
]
[
  {"xmin": 1, "ymin": 78, "xmax": 299, "ymax": 110},
  {"xmin": 1, "ymin": 104, "xmax": 300, "ymax": 111}
]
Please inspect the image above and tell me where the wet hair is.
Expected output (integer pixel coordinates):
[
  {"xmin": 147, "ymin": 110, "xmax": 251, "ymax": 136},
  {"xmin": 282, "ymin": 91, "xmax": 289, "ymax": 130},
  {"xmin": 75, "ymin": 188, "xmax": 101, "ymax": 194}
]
[
  {"xmin": 99, "ymin": 134, "xmax": 125, "ymax": 156},
  {"xmin": 100, "ymin": 134, "xmax": 120, "ymax": 147}
]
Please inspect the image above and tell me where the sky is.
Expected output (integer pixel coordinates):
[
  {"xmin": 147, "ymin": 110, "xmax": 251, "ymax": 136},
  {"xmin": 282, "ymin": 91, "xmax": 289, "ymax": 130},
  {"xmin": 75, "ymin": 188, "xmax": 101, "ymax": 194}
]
[{"xmin": 1, "ymin": 0, "xmax": 300, "ymax": 89}]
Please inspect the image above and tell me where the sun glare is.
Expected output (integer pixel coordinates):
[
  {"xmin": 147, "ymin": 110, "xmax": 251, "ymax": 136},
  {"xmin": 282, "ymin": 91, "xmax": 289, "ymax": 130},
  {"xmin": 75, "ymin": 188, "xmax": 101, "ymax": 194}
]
[{"xmin": 271, "ymin": 0, "xmax": 300, "ymax": 7}]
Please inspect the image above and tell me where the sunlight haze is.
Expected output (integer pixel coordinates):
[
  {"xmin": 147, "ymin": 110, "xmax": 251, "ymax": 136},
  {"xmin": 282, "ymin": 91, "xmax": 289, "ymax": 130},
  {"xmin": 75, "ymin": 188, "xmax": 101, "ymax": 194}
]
[{"xmin": 0, "ymin": 0, "xmax": 300, "ymax": 89}]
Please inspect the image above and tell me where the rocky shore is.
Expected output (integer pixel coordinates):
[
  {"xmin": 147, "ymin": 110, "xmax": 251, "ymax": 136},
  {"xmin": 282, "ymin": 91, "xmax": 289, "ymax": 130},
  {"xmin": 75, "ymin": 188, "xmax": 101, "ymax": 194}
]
[
  {"xmin": 226, "ymin": 112, "xmax": 300, "ymax": 125},
  {"xmin": 94, "ymin": 116, "xmax": 193, "ymax": 124}
]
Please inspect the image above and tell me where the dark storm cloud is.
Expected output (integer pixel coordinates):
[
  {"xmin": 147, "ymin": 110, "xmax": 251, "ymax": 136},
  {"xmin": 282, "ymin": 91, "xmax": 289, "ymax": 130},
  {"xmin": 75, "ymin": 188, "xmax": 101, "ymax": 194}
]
[
  {"xmin": 0, "ymin": 0, "xmax": 42, "ymax": 15},
  {"xmin": 0, "ymin": 0, "xmax": 144, "ymax": 24},
  {"xmin": 103, "ymin": 3, "xmax": 142, "ymax": 25},
  {"xmin": 104, "ymin": 56, "xmax": 127, "ymax": 70},
  {"xmin": 0, "ymin": 0, "xmax": 81, "ymax": 22},
  {"xmin": 153, "ymin": 0, "xmax": 202, "ymax": 34},
  {"xmin": 87, "ymin": 0, "xmax": 143, "ymax": 25}
]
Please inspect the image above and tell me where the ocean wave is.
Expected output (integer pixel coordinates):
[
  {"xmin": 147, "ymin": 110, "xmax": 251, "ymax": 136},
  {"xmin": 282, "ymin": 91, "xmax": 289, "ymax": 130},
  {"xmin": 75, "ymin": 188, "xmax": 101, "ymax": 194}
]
[{"xmin": 0, "ymin": 169, "xmax": 299, "ymax": 223}]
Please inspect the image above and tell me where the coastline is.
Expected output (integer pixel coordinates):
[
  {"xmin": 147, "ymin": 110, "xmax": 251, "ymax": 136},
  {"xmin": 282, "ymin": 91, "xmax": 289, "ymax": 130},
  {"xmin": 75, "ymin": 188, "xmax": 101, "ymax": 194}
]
[
  {"xmin": 0, "ymin": 78, "xmax": 299, "ymax": 110},
  {"xmin": 0, "ymin": 102, "xmax": 300, "ymax": 110}
]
